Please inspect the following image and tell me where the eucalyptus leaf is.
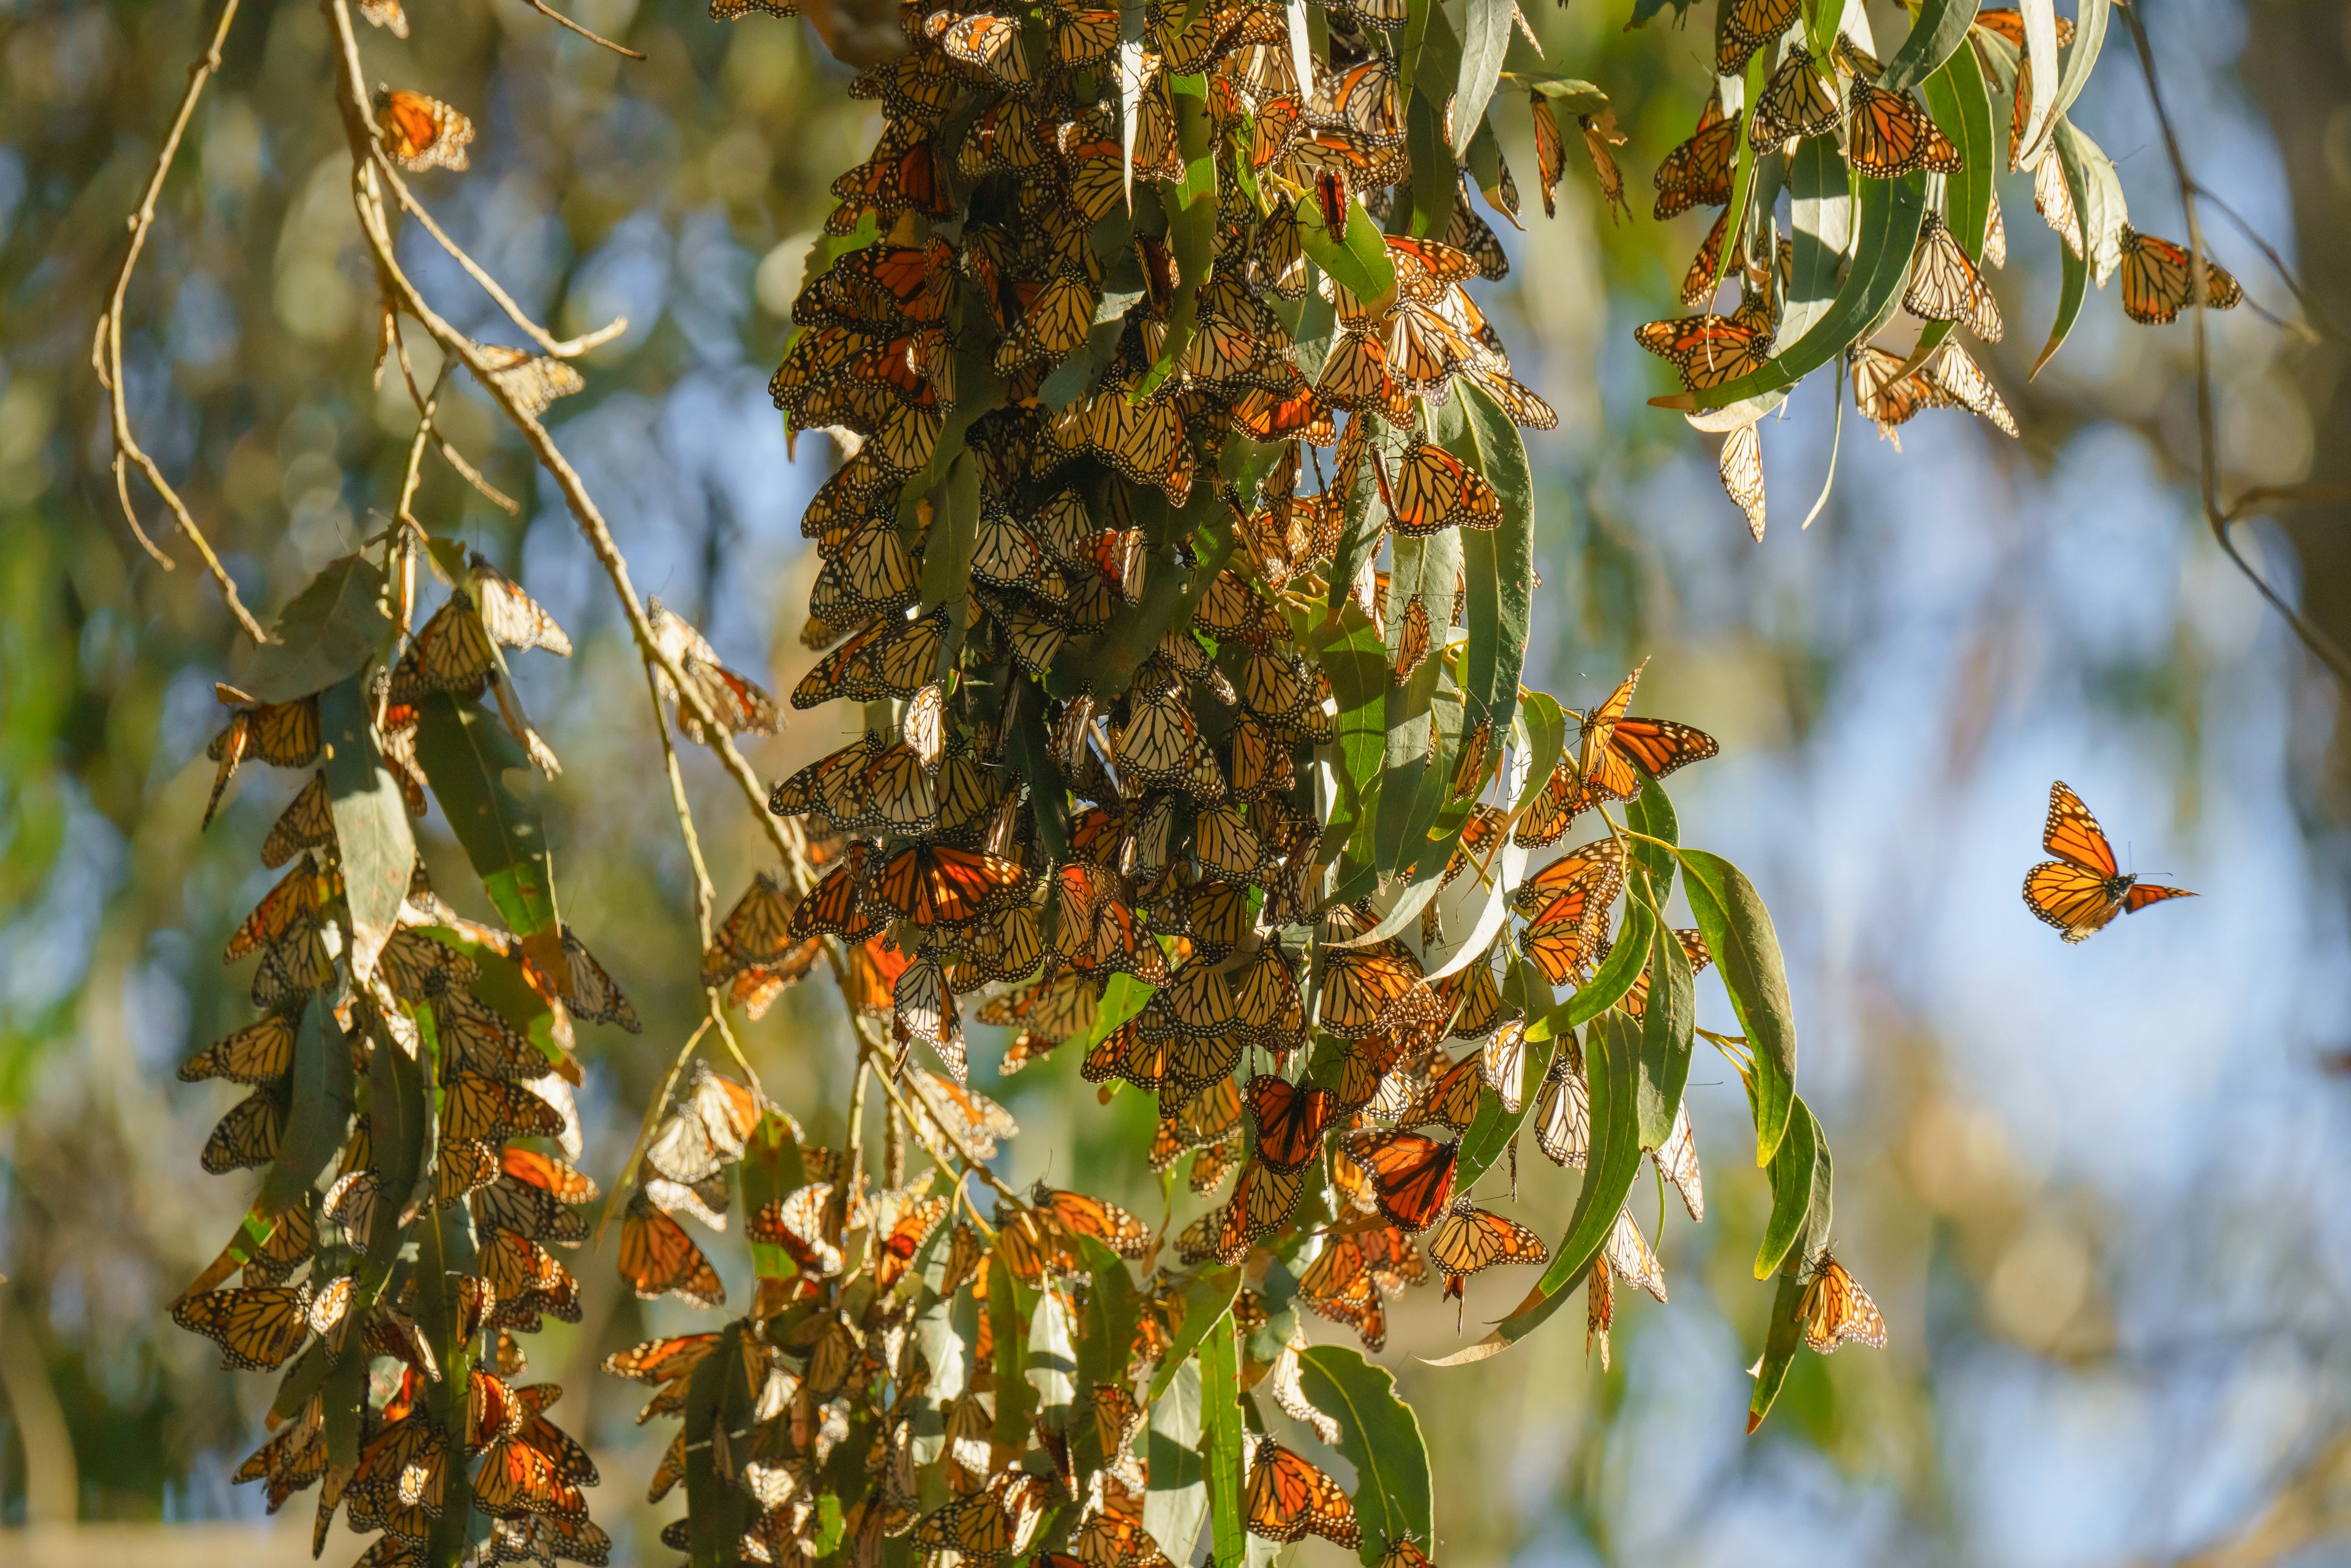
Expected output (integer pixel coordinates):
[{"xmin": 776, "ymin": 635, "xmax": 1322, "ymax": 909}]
[
  {"xmin": 235, "ymin": 553, "xmax": 392, "ymax": 703},
  {"xmin": 1679, "ymin": 850, "xmax": 1798, "ymax": 1165},
  {"xmin": 1197, "ymin": 1313, "xmax": 1247, "ymax": 1568},
  {"xmin": 1880, "ymin": 0, "xmax": 1974, "ymax": 91},
  {"xmin": 319, "ymin": 675, "xmax": 414, "ymax": 986},
  {"xmin": 1295, "ymin": 1347, "xmax": 1431, "ymax": 1566}
]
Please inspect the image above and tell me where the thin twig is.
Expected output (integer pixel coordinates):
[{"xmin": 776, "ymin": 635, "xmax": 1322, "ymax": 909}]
[
  {"xmin": 324, "ymin": 0, "xmax": 802, "ymax": 870},
  {"xmin": 392, "ymin": 326, "xmax": 522, "ymax": 514},
  {"xmin": 94, "ymin": 0, "xmax": 268, "ymax": 643},
  {"xmin": 2120, "ymin": 6, "xmax": 2351, "ymax": 689},
  {"xmin": 522, "ymin": 0, "xmax": 647, "ymax": 58},
  {"xmin": 2185, "ymin": 181, "xmax": 2338, "ymax": 344}
]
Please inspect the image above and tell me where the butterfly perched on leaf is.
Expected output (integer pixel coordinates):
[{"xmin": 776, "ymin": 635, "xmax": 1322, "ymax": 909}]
[
  {"xmin": 1245, "ymin": 1437, "xmax": 1362, "ymax": 1547},
  {"xmin": 1428, "ymin": 1196, "xmax": 1550, "ymax": 1311},
  {"xmin": 1799, "ymin": 1251, "xmax": 1887, "ymax": 1352},
  {"xmin": 2022, "ymin": 781, "xmax": 2195, "ymax": 942}
]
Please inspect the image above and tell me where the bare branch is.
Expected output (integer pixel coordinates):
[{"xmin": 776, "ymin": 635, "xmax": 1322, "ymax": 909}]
[
  {"xmin": 2120, "ymin": 5, "xmax": 2351, "ymax": 689},
  {"xmin": 96, "ymin": 0, "xmax": 269, "ymax": 644},
  {"xmin": 521, "ymin": 0, "xmax": 648, "ymax": 58}
]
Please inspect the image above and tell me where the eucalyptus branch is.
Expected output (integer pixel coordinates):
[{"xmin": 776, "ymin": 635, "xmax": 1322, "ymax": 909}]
[
  {"xmin": 92, "ymin": 0, "xmax": 268, "ymax": 643},
  {"xmin": 2120, "ymin": 5, "xmax": 2351, "ymax": 689},
  {"xmin": 520, "ymin": 0, "xmax": 647, "ymax": 59},
  {"xmin": 324, "ymin": 0, "xmax": 802, "ymax": 872}
]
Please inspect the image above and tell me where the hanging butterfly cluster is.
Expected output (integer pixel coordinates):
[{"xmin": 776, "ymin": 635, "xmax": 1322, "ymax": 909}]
[
  {"xmin": 1633, "ymin": 0, "xmax": 2243, "ymax": 538},
  {"xmin": 172, "ymin": 547, "xmax": 643, "ymax": 1567},
  {"xmin": 581, "ymin": 0, "xmax": 1891, "ymax": 1547}
]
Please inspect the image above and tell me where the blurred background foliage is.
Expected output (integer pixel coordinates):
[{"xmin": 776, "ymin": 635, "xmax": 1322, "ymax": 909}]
[{"xmin": 1, "ymin": 0, "xmax": 2349, "ymax": 1559}]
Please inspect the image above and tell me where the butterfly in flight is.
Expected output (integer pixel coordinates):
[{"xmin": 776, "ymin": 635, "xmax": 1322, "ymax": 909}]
[{"xmin": 2022, "ymin": 781, "xmax": 2195, "ymax": 942}]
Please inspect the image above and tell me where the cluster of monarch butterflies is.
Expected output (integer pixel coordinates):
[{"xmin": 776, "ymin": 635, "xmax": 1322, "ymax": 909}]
[
  {"xmin": 174, "ymin": 550, "xmax": 645, "ymax": 1567},
  {"xmin": 1635, "ymin": 1, "xmax": 2244, "ymax": 539}
]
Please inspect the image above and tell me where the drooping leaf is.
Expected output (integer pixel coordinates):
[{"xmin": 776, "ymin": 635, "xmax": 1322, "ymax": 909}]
[
  {"xmin": 1747, "ymin": 1102, "xmax": 1834, "ymax": 1432},
  {"xmin": 1624, "ymin": 774, "xmax": 1679, "ymax": 908},
  {"xmin": 1524, "ymin": 897, "xmax": 1652, "ymax": 1044},
  {"xmin": 1295, "ymin": 1346, "xmax": 1431, "ymax": 1566},
  {"xmin": 2054, "ymin": 115, "xmax": 2127, "ymax": 287},
  {"xmin": 1144, "ymin": 1357, "xmax": 1209, "ymax": 1560},
  {"xmin": 1633, "ymin": 903, "xmax": 1697, "ymax": 1151},
  {"xmin": 1880, "ymin": 0, "xmax": 1974, "ymax": 91},
  {"xmin": 1296, "ymin": 195, "xmax": 1397, "ymax": 310},
  {"xmin": 1898, "ymin": 44, "xmax": 1996, "ymax": 378},
  {"xmin": 1148, "ymin": 1266, "xmax": 1243, "ymax": 1401},
  {"xmin": 1437, "ymin": 380, "xmax": 1534, "ymax": 742},
  {"xmin": 2012, "ymin": 0, "xmax": 2061, "ymax": 170},
  {"xmin": 258, "ymin": 997, "xmax": 351, "ymax": 1217},
  {"xmin": 1427, "ymin": 1011, "xmax": 1643, "ymax": 1365},
  {"xmin": 1450, "ymin": 0, "xmax": 1513, "ymax": 159},
  {"xmin": 1679, "ymin": 849, "xmax": 1798, "ymax": 1166},
  {"xmin": 412, "ymin": 691, "xmax": 560, "ymax": 951},
  {"xmin": 319, "ymin": 674, "xmax": 414, "ymax": 986},
  {"xmin": 1197, "ymin": 1311, "xmax": 1247, "ymax": 1568},
  {"xmin": 1752, "ymin": 1093, "xmax": 1818, "ymax": 1279},
  {"xmin": 1139, "ymin": 74, "xmax": 1219, "ymax": 396},
  {"xmin": 235, "ymin": 553, "xmax": 393, "ymax": 703}
]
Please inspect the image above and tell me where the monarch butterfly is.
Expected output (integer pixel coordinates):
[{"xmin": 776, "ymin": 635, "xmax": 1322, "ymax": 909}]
[
  {"xmin": 1406, "ymin": 1049, "xmax": 1485, "ymax": 1133},
  {"xmin": 703, "ymin": 872, "xmax": 812, "ymax": 988},
  {"xmin": 1383, "ymin": 438, "xmax": 1504, "ymax": 536},
  {"xmin": 475, "ymin": 344, "xmax": 587, "ymax": 417},
  {"xmin": 1653, "ymin": 99, "xmax": 1739, "ymax": 219},
  {"xmin": 1973, "ymin": 7, "xmax": 2077, "ymax": 50},
  {"xmin": 2116, "ymin": 226, "xmax": 2245, "ymax": 325},
  {"xmin": 1984, "ymin": 186, "xmax": 2009, "ymax": 269},
  {"xmin": 1150, "ymin": 1076, "xmax": 1243, "ymax": 1168},
  {"xmin": 179, "ymin": 1013, "xmax": 298, "ymax": 1087},
  {"xmin": 892, "ymin": 956, "xmax": 964, "ymax": 1081},
  {"xmin": 871, "ymin": 844, "xmax": 1031, "ymax": 928},
  {"xmin": 1635, "ymin": 312, "xmax": 1772, "ymax": 392},
  {"xmin": 1229, "ymin": 943, "xmax": 1306, "ymax": 1051},
  {"xmin": 1033, "ymin": 1182, "xmax": 1151, "ymax": 1258},
  {"xmin": 1429, "ymin": 1196, "xmax": 1550, "ymax": 1308},
  {"xmin": 1708, "ymin": 419, "xmax": 1766, "ymax": 539},
  {"xmin": 437, "ymin": 993, "xmax": 551, "ymax": 1082},
  {"xmin": 173, "ymin": 1284, "xmax": 312, "ymax": 1370},
  {"xmin": 201, "ymin": 1089, "xmax": 285, "ymax": 1174},
  {"xmin": 443, "ymin": 1071, "xmax": 566, "ymax": 1144},
  {"xmin": 1652, "ymin": 1100, "xmax": 1705, "ymax": 1221},
  {"xmin": 1843, "ymin": 81, "xmax": 1960, "ymax": 178},
  {"xmin": 1342, "ymin": 1129, "xmax": 1458, "ymax": 1232},
  {"xmin": 1245, "ymin": 1438, "xmax": 1362, "ymax": 1547},
  {"xmin": 828, "ymin": 127, "xmax": 954, "ymax": 229},
  {"xmin": 1903, "ymin": 211, "xmax": 2003, "ymax": 342},
  {"xmin": 1319, "ymin": 942, "xmax": 1425, "ymax": 1038},
  {"xmin": 470, "ymin": 1161, "xmax": 591, "ymax": 1248},
  {"xmin": 468, "ymin": 555, "xmax": 571, "ymax": 656},
  {"xmin": 1605, "ymin": 1206, "xmax": 1668, "ymax": 1302},
  {"xmin": 1717, "ymin": 0, "xmax": 1801, "ymax": 70},
  {"xmin": 751, "ymin": 1181, "xmax": 843, "ymax": 1277},
  {"xmin": 2022, "ymin": 781, "xmax": 2195, "ymax": 941},
  {"xmin": 1244, "ymin": 1075, "xmax": 1336, "ymax": 1171},
  {"xmin": 906, "ymin": 1065, "xmax": 1020, "ymax": 1157},
  {"xmin": 373, "ymin": 87, "xmax": 474, "ymax": 171},
  {"xmin": 474, "ymin": 1433, "xmax": 589, "ymax": 1522},
  {"xmin": 601, "ymin": 1332, "xmax": 720, "ymax": 1387},
  {"xmin": 1533, "ymin": 1040, "xmax": 1589, "ymax": 1166},
  {"xmin": 1922, "ymin": 340, "xmax": 2018, "ymax": 437},
  {"xmin": 203, "ymin": 695, "xmax": 321, "ymax": 828},
  {"xmin": 2034, "ymin": 148, "xmax": 2083, "ymax": 258},
  {"xmin": 1752, "ymin": 47, "xmax": 1843, "ymax": 146},
  {"xmin": 647, "ymin": 596, "xmax": 782, "ymax": 739},
  {"xmin": 1850, "ymin": 343, "xmax": 1938, "ymax": 445},
  {"xmin": 260, "ymin": 773, "xmax": 334, "ymax": 869},
  {"xmin": 1572, "ymin": 664, "xmax": 1720, "ymax": 806},
  {"xmin": 1799, "ymin": 1251, "xmax": 1888, "ymax": 1351},
  {"xmin": 617, "ymin": 1192, "xmax": 725, "ymax": 1307}
]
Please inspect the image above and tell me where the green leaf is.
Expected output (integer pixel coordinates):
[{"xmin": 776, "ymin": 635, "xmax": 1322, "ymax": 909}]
[
  {"xmin": 1138, "ymin": 77, "xmax": 1220, "ymax": 397},
  {"xmin": 1297, "ymin": 195, "xmax": 1397, "ymax": 310},
  {"xmin": 413, "ymin": 692, "xmax": 559, "ymax": 946},
  {"xmin": 918, "ymin": 452, "xmax": 983, "ymax": 619},
  {"xmin": 1700, "ymin": 53, "xmax": 1770, "ymax": 305},
  {"xmin": 1144, "ymin": 1358, "xmax": 1209, "ymax": 1559},
  {"xmin": 1197, "ymin": 1312, "xmax": 1247, "ymax": 1568},
  {"xmin": 988, "ymin": 1258, "xmax": 1037, "ymax": 1449},
  {"xmin": 1687, "ymin": 172, "xmax": 1929, "ymax": 411},
  {"xmin": 1312, "ymin": 600, "xmax": 1389, "ymax": 879},
  {"xmin": 740, "ymin": 1114, "xmax": 809, "ymax": 1281},
  {"xmin": 1400, "ymin": 0, "xmax": 1452, "ymax": 114},
  {"xmin": 1624, "ymin": 775, "xmax": 1678, "ymax": 907},
  {"xmin": 318, "ymin": 675, "xmax": 414, "ymax": 986},
  {"xmin": 322, "ymin": 1346, "xmax": 368, "ymax": 1469},
  {"xmin": 2054, "ymin": 116, "xmax": 2126, "ymax": 287},
  {"xmin": 1747, "ymin": 1103, "xmax": 1833, "ymax": 1432},
  {"xmin": 2033, "ymin": 212, "xmax": 2090, "ymax": 378},
  {"xmin": 1027, "ymin": 1280, "xmax": 1079, "ymax": 1416},
  {"xmin": 2040, "ymin": 0, "xmax": 2109, "ymax": 159},
  {"xmin": 1406, "ymin": 96, "xmax": 1453, "ymax": 239},
  {"xmin": 1295, "ymin": 1347, "xmax": 1432, "ymax": 1566},
  {"xmin": 1752, "ymin": 1095, "xmax": 1818, "ymax": 1278},
  {"xmin": 1693, "ymin": 135, "xmax": 1851, "ymax": 432},
  {"xmin": 1437, "ymin": 381, "xmax": 1533, "ymax": 740},
  {"xmin": 259, "ymin": 997, "xmax": 352, "ymax": 1216},
  {"xmin": 1147, "ymin": 1266, "xmax": 1243, "ymax": 1401},
  {"xmin": 235, "ymin": 553, "xmax": 393, "ymax": 703},
  {"xmin": 2011, "ymin": 0, "xmax": 2061, "ymax": 170},
  {"xmin": 1504, "ymin": 72, "xmax": 1609, "ymax": 116},
  {"xmin": 1426, "ymin": 1013, "xmax": 1643, "ymax": 1365},
  {"xmin": 1627, "ymin": 0, "xmax": 1697, "ymax": 24},
  {"xmin": 1679, "ymin": 849, "xmax": 1798, "ymax": 1165},
  {"xmin": 1078, "ymin": 1236, "xmax": 1143, "ymax": 1394},
  {"xmin": 1077, "ymin": 972, "xmax": 1158, "ymax": 1054},
  {"xmin": 1880, "ymin": 0, "xmax": 1974, "ymax": 91},
  {"xmin": 1450, "ymin": 0, "xmax": 1513, "ymax": 159},
  {"xmin": 1633, "ymin": 907, "xmax": 1696, "ymax": 1150},
  {"xmin": 1523, "ymin": 898, "xmax": 1652, "ymax": 1044},
  {"xmin": 358, "ymin": 1017, "xmax": 427, "ymax": 1298}
]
